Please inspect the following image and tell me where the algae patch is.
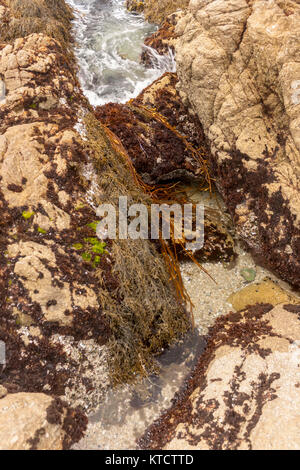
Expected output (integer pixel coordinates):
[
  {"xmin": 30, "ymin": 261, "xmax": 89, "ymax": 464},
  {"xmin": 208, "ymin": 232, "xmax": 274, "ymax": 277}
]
[{"xmin": 83, "ymin": 113, "xmax": 190, "ymax": 384}]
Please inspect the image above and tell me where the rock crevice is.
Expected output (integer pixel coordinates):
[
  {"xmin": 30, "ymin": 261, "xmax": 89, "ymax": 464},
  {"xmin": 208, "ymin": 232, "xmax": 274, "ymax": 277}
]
[{"xmin": 175, "ymin": 0, "xmax": 300, "ymax": 286}]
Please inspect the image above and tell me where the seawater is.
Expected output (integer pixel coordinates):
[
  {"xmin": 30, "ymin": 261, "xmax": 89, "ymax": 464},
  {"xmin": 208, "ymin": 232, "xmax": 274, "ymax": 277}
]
[{"xmin": 67, "ymin": 0, "xmax": 175, "ymax": 106}]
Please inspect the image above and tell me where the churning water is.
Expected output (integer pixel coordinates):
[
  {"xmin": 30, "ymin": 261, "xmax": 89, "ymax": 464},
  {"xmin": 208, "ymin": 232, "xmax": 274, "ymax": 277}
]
[{"xmin": 67, "ymin": 0, "xmax": 176, "ymax": 106}]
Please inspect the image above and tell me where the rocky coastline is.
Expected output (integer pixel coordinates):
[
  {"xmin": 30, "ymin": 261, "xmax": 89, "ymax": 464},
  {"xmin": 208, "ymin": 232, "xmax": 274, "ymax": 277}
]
[{"xmin": 0, "ymin": 0, "xmax": 299, "ymax": 451}]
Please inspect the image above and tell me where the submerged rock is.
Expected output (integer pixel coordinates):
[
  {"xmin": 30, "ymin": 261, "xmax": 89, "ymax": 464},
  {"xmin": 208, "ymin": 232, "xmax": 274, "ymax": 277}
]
[
  {"xmin": 139, "ymin": 303, "xmax": 300, "ymax": 450},
  {"xmin": 228, "ymin": 278, "xmax": 299, "ymax": 311},
  {"xmin": 175, "ymin": 0, "xmax": 300, "ymax": 288},
  {"xmin": 0, "ymin": 393, "xmax": 87, "ymax": 450}
]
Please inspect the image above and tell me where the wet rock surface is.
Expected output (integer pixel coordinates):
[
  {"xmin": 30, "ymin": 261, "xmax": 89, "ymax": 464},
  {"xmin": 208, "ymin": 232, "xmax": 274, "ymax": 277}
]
[
  {"xmin": 95, "ymin": 82, "xmax": 209, "ymax": 185},
  {"xmin": 175, "ymin": 0, "xmax": 300, "ymax": 288},
  {"xmin": 134, "ymin": 72, "xmax": 204, "ymax": 152},
  {"xmin": 139, "ymin": 302, "xmax": 300, "ymax": 450},
  {"xmin": 227, "ymin": 278, "xmax": 300, "ymax": 311},
  {"xmin": 0, "ymin": 392, "xmax": 87, "ymax": 450},
  {"xmin": 141, "ymin": 12, "xmax": 183, "ymax": 68}
]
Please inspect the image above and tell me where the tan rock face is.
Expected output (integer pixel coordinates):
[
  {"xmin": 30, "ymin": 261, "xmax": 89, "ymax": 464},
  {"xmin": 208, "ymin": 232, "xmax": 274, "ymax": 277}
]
[
  {"xmin": 139, "ymin": 303, "xmax": 300, "ymax": 450},
  {"xmin": 0, "ymin": 393, "xmax": 86, "ymax": 450},
  {"xmin": 0, "ymin": 8, "xmax": 111, "ymax": 413},
  {"xmin": 143, "ymin": 0, "xmax": 189, "ymax": 24},
  {"xmin": 0, "ymin": 36, "xmax": 111, "ymax": 404},
  {"xmin": 176, "ymin": 0, "xmax": 300, "ymax": 287}
]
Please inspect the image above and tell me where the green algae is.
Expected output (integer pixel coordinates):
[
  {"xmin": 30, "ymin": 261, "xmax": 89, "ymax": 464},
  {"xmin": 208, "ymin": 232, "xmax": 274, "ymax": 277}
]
[
  {"xmin": 73, "ymin": 243, "xmax": 84, "ymax": 250},
  {"xmin": 81, "ymin": 252, "xmax": 92, "ymax": 262},
  {"xmin": 22, "ymin": 211, "xmax": 35, "ymax": 220}
]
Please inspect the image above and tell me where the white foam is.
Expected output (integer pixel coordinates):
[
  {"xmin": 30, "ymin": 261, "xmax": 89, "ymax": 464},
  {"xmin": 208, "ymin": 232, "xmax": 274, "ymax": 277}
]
[{"xmin": 66, "ymin": 0, "xmax": 176, "ymax": 106}]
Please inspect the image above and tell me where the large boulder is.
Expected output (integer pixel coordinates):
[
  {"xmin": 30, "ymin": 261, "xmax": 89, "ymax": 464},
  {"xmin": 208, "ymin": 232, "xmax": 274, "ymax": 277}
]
[
  {"xmin": 139, "ymin": 303, "xmax": 300, "ymax": 450},
  {"xmin": 0, "ymin": 32, "xmax": 111, "ymax": 409},
  {"xmin": 175, "ymin": 0, "xmax": 300, "ymax": 287},
  {"xmin": 0, "ymin": 392, "xmax": 87, "ymax": 450}
]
